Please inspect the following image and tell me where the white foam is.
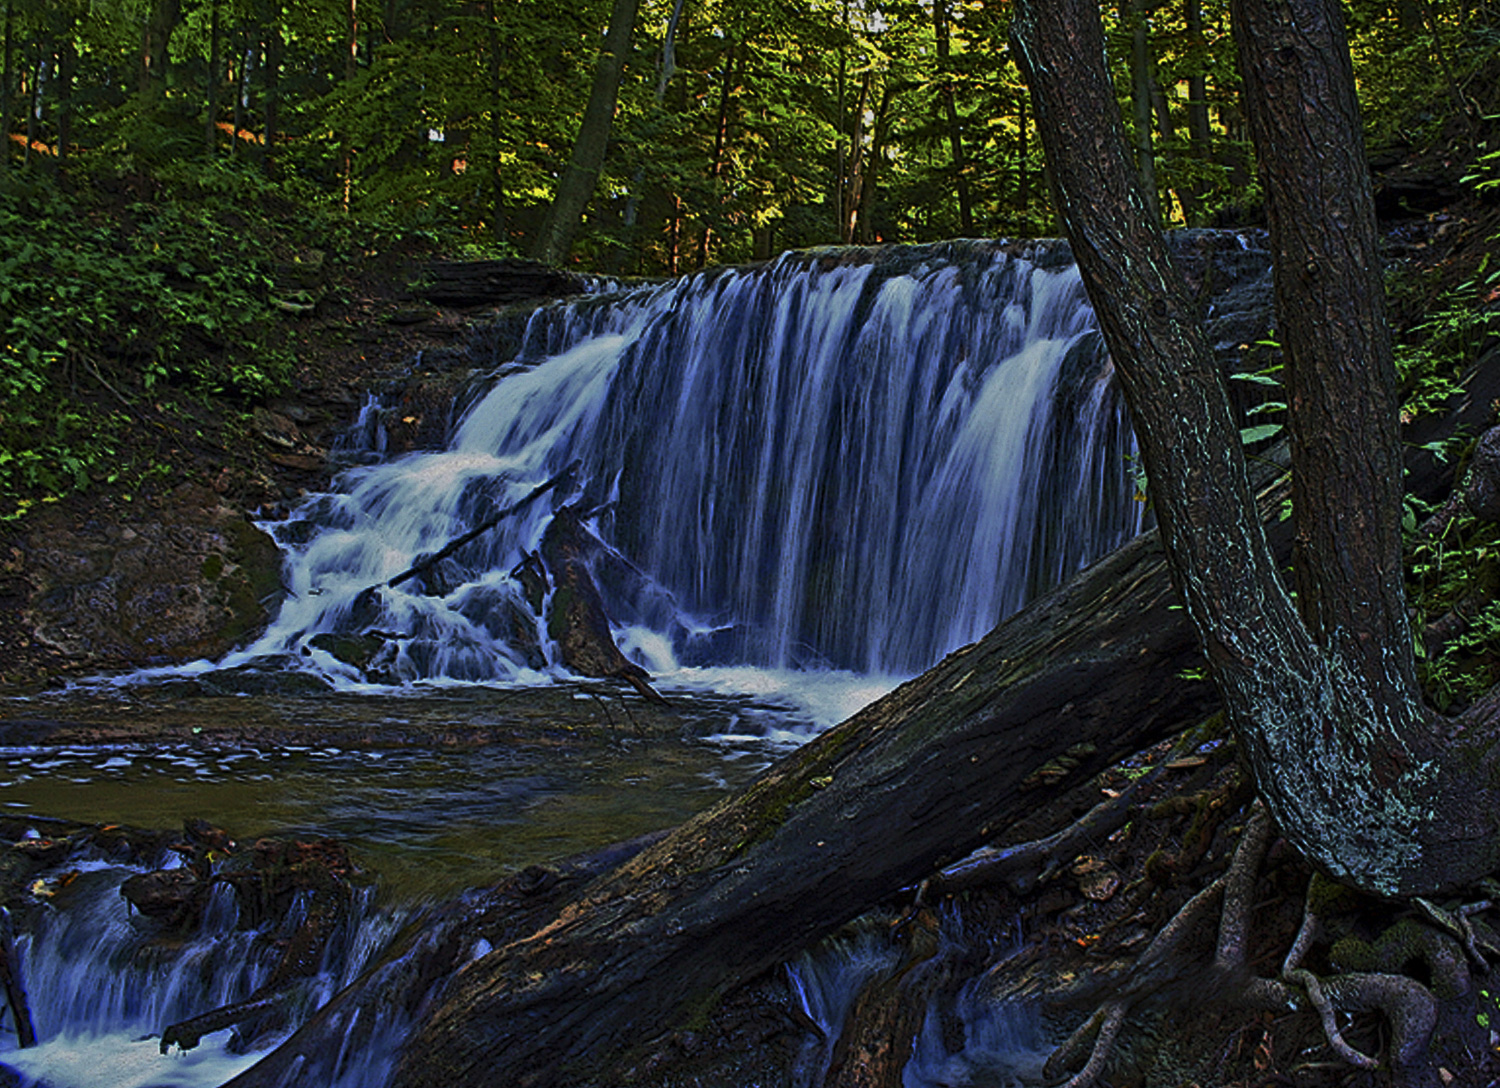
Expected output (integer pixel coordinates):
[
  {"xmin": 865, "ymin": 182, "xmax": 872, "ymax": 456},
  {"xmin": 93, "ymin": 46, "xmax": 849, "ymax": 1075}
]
[{"xmin": 1, "ymin": 1031, "xmax": 264, "ymax": 1088}]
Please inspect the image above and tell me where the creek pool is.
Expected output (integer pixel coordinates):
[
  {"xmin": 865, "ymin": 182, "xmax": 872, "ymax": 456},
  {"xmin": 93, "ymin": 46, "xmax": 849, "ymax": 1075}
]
[{"xmin": 0, "ymin": 671, "xmax": 895, "ymax": 902}]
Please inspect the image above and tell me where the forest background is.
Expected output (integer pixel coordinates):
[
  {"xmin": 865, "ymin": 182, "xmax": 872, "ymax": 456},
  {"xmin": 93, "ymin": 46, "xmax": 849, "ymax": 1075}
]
[{"xmin": 0, "ymin": 0, "xmax": 1497, "ymax": 589}]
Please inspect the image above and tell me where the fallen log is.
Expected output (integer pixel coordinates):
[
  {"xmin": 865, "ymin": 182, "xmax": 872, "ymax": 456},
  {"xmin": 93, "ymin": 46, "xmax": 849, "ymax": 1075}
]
[
  {"xmin": 229, "ymin": 356, "xmax": 1499, "ymax": 1088},
  {"xmin": 414, "ymin": 259, "xmax": 589, "ymax": 309},
  {"xmin": 393, "ymin": 525, "xmax": 1217, "ymax": 1088}
]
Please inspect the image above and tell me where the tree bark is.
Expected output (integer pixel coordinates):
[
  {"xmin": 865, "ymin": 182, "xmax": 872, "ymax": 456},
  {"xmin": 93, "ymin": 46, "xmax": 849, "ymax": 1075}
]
[
  {"xmin": 205, "ymin": 0, "xmax": 221, "ymax": 155},
  {"xmin": 260, "ymin": 0, "xmax": 281, "ymax": 174},
  {"xmin": 1, "ymin": 2, "xmax": 10, "ymax": 171},
  {"xmin": 696, "ymin": 37, "xmax": 737, "ymax": 268},
  {"xmin": 1231, "ymin": 0, "xmax": 1415, "ymax": 711},
  {"xmin": 23, "ymin": 47, "xmax": 38, "ymax": 167},
  {"xmin": 532, "ymin": 0, "xmax": 641, "ymax": 266},
  {"xmin": 620, "ymin": 0, "xmax": 685, "ymax": 256},
  {"xmin": 1011, "ymin": 0, "xmax": 1500, "ymax": 897},
  {"xmin": 140, "ymin": 0, "xmax": 181, "ymax": 96},
  {"xmin": 55, "ymin": 33, "xmax": 73, "ymax": 170},
  {"xmin": 1184, "ymin": 0, "xmax": 1213, "ymax": 223},
  {"xmin": 1124, "ymin": 0, "xmax": 1161, "ymax": 225}
]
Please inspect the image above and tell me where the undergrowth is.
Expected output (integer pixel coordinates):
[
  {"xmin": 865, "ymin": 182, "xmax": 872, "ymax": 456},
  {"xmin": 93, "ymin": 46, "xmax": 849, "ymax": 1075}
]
[
  {"xmin": 0, "ymin": 159, "xmax": 437, "ymax": 522},
  {"xmin": 1396, "ymin": 133, "xmax": 1500, "ymax": 709}
]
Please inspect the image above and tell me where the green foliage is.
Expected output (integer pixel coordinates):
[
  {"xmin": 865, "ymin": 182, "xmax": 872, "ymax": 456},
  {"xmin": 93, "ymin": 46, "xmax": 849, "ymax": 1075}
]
[
  {"xmin": 1348, "ymin": 1, "xmax": 1497, "ymax": 150},
  {"xmin": 1407, "ymin": 503, "xmax": 1500, "ymax": 710},
  {"xmin": 0, "ymin": 159, "xmax": 349, "ymax": 519},
  {"xmin": 1392, "ymin": 259, "xmax": 1500, "ymax": 422}
]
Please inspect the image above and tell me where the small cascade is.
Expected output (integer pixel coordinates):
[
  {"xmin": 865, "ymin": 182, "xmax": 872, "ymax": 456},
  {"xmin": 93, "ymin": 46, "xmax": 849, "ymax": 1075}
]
[
  {"xmin": 237, "ymin": 241, "xmax": 1143, "ymax": 687},
  {"xmin": 0, "ymin": 855, "xmax": 404, "ymax": 1088}
]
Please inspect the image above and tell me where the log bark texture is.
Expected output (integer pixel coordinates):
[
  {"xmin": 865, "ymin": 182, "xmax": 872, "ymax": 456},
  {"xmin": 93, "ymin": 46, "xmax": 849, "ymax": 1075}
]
[
  {"xmin": 415, "ymin": 259, "xmax": 589, "ymax": 308},
  {"xmin": 382, "ymin": 526, "xmax": 1214, "ymax": 1088}
]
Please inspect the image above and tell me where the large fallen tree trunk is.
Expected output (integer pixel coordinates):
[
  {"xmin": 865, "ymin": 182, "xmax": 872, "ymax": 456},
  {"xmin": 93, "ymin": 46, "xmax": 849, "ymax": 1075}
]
[
  {"xmin": 401, "ymin": 530, "xmax": 1215, "ymax": 1088},
  {"xmin": 228, "ymin": 361, "xmax": 1497, "ymax": 1088}
]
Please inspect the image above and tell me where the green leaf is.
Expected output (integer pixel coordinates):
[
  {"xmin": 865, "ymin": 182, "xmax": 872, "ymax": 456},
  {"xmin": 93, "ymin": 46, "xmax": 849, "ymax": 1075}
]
[
  {"xmin": 1231, "ymin": 371, "xmax": 1282, "ymax": 386},
  {"xmin": 1239, "ymin": 423, "xmax": 1283, "ymax": 445},
  {"xmin": 1246, "ymin": 400, "xmax": 1287, "ymax": 415}
]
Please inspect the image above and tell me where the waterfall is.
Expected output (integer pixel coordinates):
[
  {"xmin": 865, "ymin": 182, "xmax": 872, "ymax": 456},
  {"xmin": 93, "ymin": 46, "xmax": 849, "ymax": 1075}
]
[
  {"xmin": 238, "ymin": 241, "xmax": 1141, "ymax": 686},
  {"xmin": 0, "ymin": 858, "xmax": 405, "ymax": 1088}
]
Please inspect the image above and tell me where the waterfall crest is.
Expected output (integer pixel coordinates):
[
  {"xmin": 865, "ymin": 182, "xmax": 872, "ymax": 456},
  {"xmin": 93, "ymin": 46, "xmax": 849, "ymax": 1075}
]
[{"xmin": 242, "ymin": 242, "xmax": 1142, "ymax": 685}]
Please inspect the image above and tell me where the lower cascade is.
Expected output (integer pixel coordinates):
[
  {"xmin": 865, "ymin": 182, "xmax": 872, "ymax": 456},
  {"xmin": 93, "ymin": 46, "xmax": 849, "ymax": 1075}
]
[
  {"xmin": 0, "ymin": 824, "xmax": 409, "ymax": 1088},
  {"xmin": 236, "ymin": 241, "xmax": 1143, "ymax": 687}
]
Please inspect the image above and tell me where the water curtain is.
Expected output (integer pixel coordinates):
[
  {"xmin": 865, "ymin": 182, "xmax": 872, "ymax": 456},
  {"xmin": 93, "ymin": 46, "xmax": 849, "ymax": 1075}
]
[{"xmin": 249, "ymin": 242, "xmax": 1141, "ymax": 683}]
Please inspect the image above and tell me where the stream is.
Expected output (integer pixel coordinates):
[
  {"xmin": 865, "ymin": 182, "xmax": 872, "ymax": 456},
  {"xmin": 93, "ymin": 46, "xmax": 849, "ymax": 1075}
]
[{"xmin": 0, "ymin": 236, "xmax": 1272, "ymax": 1087}]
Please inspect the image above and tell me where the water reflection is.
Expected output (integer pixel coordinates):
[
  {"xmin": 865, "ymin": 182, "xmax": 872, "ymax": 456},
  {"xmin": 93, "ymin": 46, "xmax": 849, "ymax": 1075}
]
[{"xmin": 0, "ymin": 684, "xmax": 836, "ymax": 902}]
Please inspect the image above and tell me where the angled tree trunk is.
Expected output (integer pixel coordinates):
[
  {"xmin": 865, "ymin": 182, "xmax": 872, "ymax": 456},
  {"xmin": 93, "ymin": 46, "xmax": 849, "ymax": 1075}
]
[
  {"xmin": 532, "ymin": 0, "xmax": 640, "ymax": 266},
  {"xmin": 1011, "ymin": 0, "xmax": 1500, "ymax": 896},
  {"xmin": 328, "ymin": 530, "xmax": 1217, "ymax": 1088}
]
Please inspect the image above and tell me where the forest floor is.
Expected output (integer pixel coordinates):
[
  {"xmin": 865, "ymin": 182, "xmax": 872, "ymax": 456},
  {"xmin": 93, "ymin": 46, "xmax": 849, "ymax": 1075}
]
[{"xmin": 0, "ymin": 213, "xmax": 522, "ymax": 688}]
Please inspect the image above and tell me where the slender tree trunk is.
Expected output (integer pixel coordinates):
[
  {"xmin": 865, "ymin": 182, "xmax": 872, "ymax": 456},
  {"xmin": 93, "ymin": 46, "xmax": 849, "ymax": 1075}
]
[
  {"xmin": 140, "ymin": 0, "xmax": 181, "ymax": 96},
  {"xmin": 1012, "ymin": 0, "xmax": 1500, "ymax": 897},
  {"xmin": 341, "ymin": 0, "xmax": 357, "ymax": 210},
  {"xmin": 54, "ymin": 35, "xmax": 71, "ymax": 171},
  {"xmin": 1, "ymin": 2, "xmax": 12, "ymax": 172},
  {"xmin": 841, "ymin": 70, "xmax": 870, "ymax": 245},
  {"xmin": 206, "ymin": 0, "xmax": 222, "ymax": 155},
  {"xmin": 24, "ymin": 49, "xmax": 39, "ymax": 168},
  {"xmin": 231, "ymin": 38, "xmax": 249, "ymax": 159},
  {"xmin": 933, "ymin": 0, "xmax": 973, "ymax": 235},
  {"xmin": 1017, "ymin": 89, "xmax": 1030, "ymax": 214},
  {"xmin": 532, "ymin": 0, "xmax": 641, "ymax": 266},
  {"xmin": 696, "ymin": 38, "xmax": 736, "ymax": 269},
  {"xmin": 1184, "ymin": 0, "xmax": 1213, "ymax": 223},
  {"xmin": 856, "ymin": 82, "xmax": 899, "ymax": 244},
  {"xmin": 834, "ymin": 4, "xmax": 847, "ymax": 240},
  {"xmin": 620, "ymin": 0, "xmax": 686, "ymax": 252},
  {"xmin": 261, "ymin": 1, "xmax": 281, "ymax": 174},
  {"xmin": 1124, "ymin": 0, "xmax": 1161, "ymax": 225},
  {"xmin": 486, "ymin": 0, "xmax": 508, "ymax": 244},
  {"xmin": 667, "ymin": 193, "xmax": 681, "ymax": 275}
]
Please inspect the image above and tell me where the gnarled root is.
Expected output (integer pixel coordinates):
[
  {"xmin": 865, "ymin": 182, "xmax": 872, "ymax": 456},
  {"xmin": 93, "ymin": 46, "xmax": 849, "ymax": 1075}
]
[{"xmin": 1041, "ymin": 801, "xmax": 1472, "ymax": 1088}]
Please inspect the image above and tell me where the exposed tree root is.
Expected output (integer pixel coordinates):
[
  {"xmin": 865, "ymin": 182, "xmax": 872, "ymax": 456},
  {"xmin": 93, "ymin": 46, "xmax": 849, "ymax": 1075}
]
[
  {"xmin": 932, "ymin": 760, "xmax": 1167, "ymax": 898},
  {"xmin": 1038, "ymin": 801, "xmax": 1492, "ymax": 1088}
]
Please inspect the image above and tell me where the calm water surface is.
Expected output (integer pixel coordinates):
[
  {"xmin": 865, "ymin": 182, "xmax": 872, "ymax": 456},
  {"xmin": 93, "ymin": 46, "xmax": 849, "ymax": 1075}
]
[{"xmin": 0, "ymin": 682, "xmax": 838, "ymax": 902}]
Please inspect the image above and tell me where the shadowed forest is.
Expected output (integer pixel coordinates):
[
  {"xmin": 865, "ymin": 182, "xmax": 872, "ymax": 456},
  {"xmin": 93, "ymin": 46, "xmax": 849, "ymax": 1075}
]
[{"xmin": 5, "ymin": 1, "xmax": 1500, "ymax": 1087}]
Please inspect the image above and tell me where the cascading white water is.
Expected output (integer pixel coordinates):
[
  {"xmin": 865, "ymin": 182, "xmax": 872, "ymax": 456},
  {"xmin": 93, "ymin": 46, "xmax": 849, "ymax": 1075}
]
[
  {"xmin": 234, "ymin": 242, "xmax": 1141, "ymax": 686},
  {"xmin": 0, "ymin": 858, "xmax": 404, "ymax": 1088}
]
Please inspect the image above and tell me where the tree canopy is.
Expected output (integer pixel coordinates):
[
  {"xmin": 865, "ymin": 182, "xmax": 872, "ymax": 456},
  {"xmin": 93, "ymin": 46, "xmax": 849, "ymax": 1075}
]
[{"xmin": 3, "ymin": 0, "xmax": 1491, "ymax": 270}]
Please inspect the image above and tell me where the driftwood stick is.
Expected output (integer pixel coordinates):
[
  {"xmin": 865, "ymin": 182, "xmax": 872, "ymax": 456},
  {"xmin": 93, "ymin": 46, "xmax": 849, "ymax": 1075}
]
[{"xmin": 387, "ymin": 461, "xmax": 580, "ymax": 588}]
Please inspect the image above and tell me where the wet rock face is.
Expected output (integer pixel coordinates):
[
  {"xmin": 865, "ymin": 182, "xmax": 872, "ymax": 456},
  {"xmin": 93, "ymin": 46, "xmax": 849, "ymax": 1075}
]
[{"xmin": 17, "ymin": 483, "xmax": 283, "ymax": 674}]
